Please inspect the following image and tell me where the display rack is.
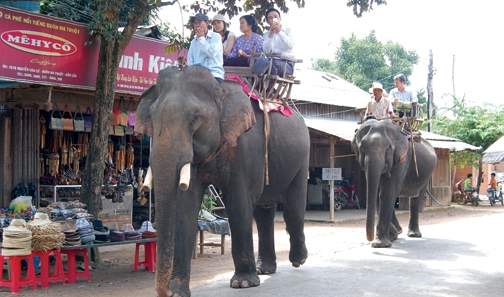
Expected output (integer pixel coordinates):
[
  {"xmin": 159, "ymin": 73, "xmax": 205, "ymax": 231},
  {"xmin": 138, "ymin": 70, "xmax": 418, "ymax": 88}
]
[{"xmin": 40, "ymin": 184, "xmax": 82, "ymax": 203}]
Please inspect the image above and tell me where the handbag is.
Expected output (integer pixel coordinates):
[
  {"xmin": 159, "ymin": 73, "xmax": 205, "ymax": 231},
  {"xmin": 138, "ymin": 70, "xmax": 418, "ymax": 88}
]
[
  {"xmin": 114, "ymin": 125, "xmax": 125, "ymax": 136},
  {"xmin": 62, "ymin": 104, "xmax": 74, "ymax": 131},
  {"xmin": 119, "ymin": 97, "xmax": 128, "ymax": 126},
  {"xmin": 111, "ymin": 99, "xmax": 121, "ymax": 126},
  {"xmin": 254, "ymin": 52, "xmax": 270, "ymax": 76},
  {"xmin": 73, "ymin": 106, "xmax": 85, "ymax": 132},
  {"xmin": 124, "ymin": 126, "xmax": 134, "ymax": 135},
  {"xmin": 84, "ymin": 107, "xmax": 93, "ymax": 132},
  {"xmin": 127, "ymin": 97, "xmax": 136, "ymax": 126},
  {"xmin": 49, "ymin": 104, "xmax": 63, "ymax": 130}
]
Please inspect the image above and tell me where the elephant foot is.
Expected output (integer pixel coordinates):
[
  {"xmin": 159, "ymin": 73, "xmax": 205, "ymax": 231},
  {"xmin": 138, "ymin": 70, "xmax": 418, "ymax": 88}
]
[
  {"xmin": 389, "ymin": 225, "xmax": 399, "ymax": 242},
  {"xmin": 168, "ymin": 281, "xmax": 190, "ymax": 297},
  {"xmin": 256, "ymin": 258, "xmax": 277, "ymax": 275},
  {"xmin": 407, "ymin": 228, "xmax": 422, "ymax": 238},
  {"xmin": 289, "ymin": 243, "xmax": 308, "ymax": 268},
  {"xmin": 371, "ymin": 238, "xmax": 392, "ymax": 248},
  {"xmin": 230, "ymin": 272, "xmax": 260, "ymax": 289}
]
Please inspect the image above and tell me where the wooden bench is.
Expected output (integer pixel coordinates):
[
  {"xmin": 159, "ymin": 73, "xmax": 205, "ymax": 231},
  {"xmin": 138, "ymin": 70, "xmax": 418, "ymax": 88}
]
[{"xmin": 223, "ymin": 47, "xmax": 303, "ymax": 104}]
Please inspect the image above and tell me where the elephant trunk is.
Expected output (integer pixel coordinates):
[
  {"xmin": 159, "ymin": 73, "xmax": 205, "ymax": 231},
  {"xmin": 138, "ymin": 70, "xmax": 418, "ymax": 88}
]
[
  {"xmin": 153, "ymin": 143, "xmax": 193, "ymax": 296},
  {"xmin": 179, "ymin": 163, "xmax": 191, "ymax": 191},
  {"xmin": 365, "ymin": 158, "xmax": 381, "ymax": 242}
]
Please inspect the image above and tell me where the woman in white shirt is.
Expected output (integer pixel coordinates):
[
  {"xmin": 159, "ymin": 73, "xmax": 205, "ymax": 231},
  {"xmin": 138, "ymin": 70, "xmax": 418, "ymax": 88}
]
[{"xmin": 212, "ymin": 14, "xmax": 236, "ymax": 58}]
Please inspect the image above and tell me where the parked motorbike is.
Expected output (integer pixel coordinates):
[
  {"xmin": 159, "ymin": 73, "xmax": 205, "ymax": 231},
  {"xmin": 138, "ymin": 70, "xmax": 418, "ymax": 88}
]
[
  {"xmin": 332, "ymin": 177, "xmax": 360, "ymax": 211},
  {"xmin": 454, "ymin": 179, "xmax": 479, "ymax": 206},
  {"xmin": 488, "ymin": 181, "xmax": 503, "ymax": 206}
]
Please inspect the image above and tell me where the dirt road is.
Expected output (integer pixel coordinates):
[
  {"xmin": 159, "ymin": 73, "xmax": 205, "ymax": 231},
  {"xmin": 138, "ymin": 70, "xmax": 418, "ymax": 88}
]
[{"xmin": 8, "ymin": 204, "xmax": 504, "ymax": 296}]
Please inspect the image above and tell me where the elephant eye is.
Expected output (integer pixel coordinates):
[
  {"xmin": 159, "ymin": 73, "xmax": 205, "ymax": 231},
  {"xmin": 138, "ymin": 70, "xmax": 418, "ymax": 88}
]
[{"xmin": 190, "ymin": 112, "xmax": 203, "ymax": 129}]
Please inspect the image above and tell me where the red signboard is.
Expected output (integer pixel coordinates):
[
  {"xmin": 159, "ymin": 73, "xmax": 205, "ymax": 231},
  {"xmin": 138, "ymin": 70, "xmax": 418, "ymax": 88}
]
[{"xmin": 0, "ymin": 5, "xmax": 186, "ymax": 95}]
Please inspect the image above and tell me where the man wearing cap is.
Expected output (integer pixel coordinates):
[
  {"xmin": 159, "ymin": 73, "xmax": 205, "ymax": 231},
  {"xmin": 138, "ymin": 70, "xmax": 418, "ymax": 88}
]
[
  {"xmin": 187, "ymin": 13, "xmax": 225, "ymax": 84},
  {"xmin": 262, "ymin": 8, "xmax": 295, "ymax": 77},
  {"xmin": 366, "ymin": 82, "xmax": 396, "ymax": 120}
]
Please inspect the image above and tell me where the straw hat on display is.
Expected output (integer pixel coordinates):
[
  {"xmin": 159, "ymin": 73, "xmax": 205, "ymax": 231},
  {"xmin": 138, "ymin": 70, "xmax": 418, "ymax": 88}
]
[
  {"xmin": 27, "ymin": 212, "xmax": 65, "ymax": 251},
  {"xmin": 1, "ymin": 219, "xmax": 32, "ymax": 256}
]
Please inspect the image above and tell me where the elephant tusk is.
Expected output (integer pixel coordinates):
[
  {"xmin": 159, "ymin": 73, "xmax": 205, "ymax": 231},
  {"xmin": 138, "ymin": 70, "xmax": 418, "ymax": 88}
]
[{"xmin": 179, "ymin": 163, "xmax": 191, "ymax": 191}]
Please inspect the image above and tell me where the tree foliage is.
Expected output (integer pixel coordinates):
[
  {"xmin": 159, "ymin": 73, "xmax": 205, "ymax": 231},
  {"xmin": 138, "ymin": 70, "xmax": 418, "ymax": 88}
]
[
  {"xmin": 313, "ymin": 30, "xmax": 418, "ymax": 93},
  {"xmin": 433, "ymin": 95, "xmax": 504, "ymax": 191}
]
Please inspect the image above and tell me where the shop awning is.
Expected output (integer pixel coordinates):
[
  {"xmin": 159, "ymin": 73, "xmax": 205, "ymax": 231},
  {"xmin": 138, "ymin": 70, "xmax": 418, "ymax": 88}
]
[
  {"xmin": 482, "ymin": 135, "xmax": 504, "ymax": 164},
  {"xmin": 303, "ymin": 117, "xmax": 481, "ymax": 151}
]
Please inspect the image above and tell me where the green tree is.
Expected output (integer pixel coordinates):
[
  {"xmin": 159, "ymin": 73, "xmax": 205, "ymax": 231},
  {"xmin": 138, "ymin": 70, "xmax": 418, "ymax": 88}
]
[
  {"xmin": 312, "ymin": 30, "xmax": 418, "ymax": 93},
  {"xmin": 433, "ymin": 95, "xmax": 504, "ymax": 191}
]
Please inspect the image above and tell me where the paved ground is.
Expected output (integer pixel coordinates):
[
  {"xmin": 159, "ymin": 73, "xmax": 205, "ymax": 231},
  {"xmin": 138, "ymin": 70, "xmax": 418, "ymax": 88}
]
[
  {"xmin": 7, "ymin": 203, "xmax": 504, "ymax": 296},
  {"xmin": 192, "ymin": 205, "xmax": 504, "ymax": 297}
]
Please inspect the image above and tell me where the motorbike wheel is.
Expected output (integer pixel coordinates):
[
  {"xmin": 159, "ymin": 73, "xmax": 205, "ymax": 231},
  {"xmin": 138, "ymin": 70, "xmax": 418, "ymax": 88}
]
[
  {"xmin": 354, "ymin": 196, "xmax": 360, "ymax": 210},
  {"xmin": 334, "ymin": 193, "xmax": 343, "ymax": 211},
  {"xmin": 489, "ymin": 197, "xmax": 495, "ymax": 206},
  {"xmin": 454, "ymin": 193, "xmax": 465, "ymax": 205},
  {"xmin": 472, "ymin": 198, "xmax": 479, "ymax": 206}
]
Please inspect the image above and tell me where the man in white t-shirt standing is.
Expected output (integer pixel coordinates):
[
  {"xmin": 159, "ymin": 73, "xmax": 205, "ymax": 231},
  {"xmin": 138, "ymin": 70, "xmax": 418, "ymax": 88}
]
[
  {"xmin": 366, "ymin": 82, "xmax": 396, "ymax": 120},
  {"xmin": 262, "ymin": 8, "xmax": 295, "ymax": 77}
]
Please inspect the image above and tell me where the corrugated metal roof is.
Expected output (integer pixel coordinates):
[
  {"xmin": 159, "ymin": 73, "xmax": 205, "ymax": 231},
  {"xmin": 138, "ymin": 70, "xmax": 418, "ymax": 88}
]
[
  {"xmin": 303, "ymin": 117, "xmax": 480, "ymax": 151},
  {"xmin": 303, "ymin": 117, "xmax": 358, "ymax": 141},
  {"xmin": 482, "ymin": 135, "xmax": 504, "ymax": 164},
  {"xmin": 291, "ymin": 69, "xmax": 370, "ymax": 109}
]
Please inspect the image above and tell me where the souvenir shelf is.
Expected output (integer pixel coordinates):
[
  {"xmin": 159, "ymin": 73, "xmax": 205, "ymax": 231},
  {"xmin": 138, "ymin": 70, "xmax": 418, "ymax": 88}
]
[{"xmin": 40, "ymin": 184, "xmax": 82, "ymax": 203}]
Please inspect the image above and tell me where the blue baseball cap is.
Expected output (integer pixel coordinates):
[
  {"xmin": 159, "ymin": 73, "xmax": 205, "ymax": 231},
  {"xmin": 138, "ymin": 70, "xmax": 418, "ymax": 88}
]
[{"xmin": 190, "ymin": 13, "xmax": 209, "ymax": 23}]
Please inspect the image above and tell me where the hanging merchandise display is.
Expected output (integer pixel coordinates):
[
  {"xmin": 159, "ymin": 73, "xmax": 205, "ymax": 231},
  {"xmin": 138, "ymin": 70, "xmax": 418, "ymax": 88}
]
[
  {"xmin": 48, "ymin": 150, "xmax": 60, "ymax": 177},
  {"xmin": 73, "ymin": 105, "xmax": 85, "ymax": 132},
  {"xmin": 40, "ymin": 116, "xmax": 46, "ymax": 149},
  {"xmin": 127, "ymin": 97, "xmax": 136, "ymax": 126},
  {"xmin": 62, "ymin": 104, "xmax": 74, "ymax": 131},
  {"xmin": 119, "ymin": 97, "xmax": 128, "ymax": 126},
  {"xmin": 49, "ymin": 104, "xmax": 63, "ymax": 130},
  {"xmin": 84, "ymin": 107, "xmax": 93, "ymax": 132},
  {"xmin": 126, "ymin": 143, "xmax": 135, "ymax": 169},
  {"xmin": 111, "ymin": 99, "xmax": 121, "ymax": 126}
]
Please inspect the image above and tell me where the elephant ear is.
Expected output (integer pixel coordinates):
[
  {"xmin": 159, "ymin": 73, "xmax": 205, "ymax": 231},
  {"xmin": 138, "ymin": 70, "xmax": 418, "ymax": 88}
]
[
  {"xmin": 134, "ymin": 84, "xmax": 159, "ymax": 138},
  {"xmin": 219, "ymin": 81, "xmax": 256, "ymax": 147}
]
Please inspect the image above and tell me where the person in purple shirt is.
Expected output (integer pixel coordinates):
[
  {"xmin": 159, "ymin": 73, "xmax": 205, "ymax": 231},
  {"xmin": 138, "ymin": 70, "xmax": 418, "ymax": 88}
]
[{"xmin": 224, "ymin": 15, "xmax": 263, "ymax": 66}]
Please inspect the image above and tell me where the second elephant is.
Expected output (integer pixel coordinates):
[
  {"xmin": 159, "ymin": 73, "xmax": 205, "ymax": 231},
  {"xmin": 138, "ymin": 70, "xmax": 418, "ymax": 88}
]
[{"xmin": 352, "ymin": 119, "xmax": 437, "ymax": 248}]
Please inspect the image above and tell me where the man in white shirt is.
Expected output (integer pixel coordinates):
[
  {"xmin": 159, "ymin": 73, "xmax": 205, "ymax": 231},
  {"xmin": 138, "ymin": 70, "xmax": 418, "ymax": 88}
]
[
  {"xmin": 262, "ymin": 8, "xmax": 295, "ymax": 77},
  {"xmin": 389, "ymin": 73, "xmax": 417, "ymax": 116},
  {"xmin": 366, "ymin": 82, "xmax": 396, "ymax": 120}
]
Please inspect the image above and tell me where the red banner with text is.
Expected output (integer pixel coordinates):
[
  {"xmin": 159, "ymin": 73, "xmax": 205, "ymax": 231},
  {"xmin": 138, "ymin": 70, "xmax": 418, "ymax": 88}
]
[{"xmin": 0, "ymin": 5, "xmax": 185, "ymax": 95}]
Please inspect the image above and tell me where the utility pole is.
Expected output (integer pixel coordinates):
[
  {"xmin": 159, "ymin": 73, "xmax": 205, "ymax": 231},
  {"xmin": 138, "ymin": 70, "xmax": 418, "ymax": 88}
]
[
  {"xmin": 452, "ymin": 55, "xmax": 456, "ymax": 96},
  {"xmin": 427, "ymin": 50, "xmax": 434, "ymax": 132}
]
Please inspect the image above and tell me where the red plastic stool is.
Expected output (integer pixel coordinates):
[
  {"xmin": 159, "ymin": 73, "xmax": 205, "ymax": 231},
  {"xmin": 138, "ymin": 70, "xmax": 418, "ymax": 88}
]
[
  {"xmin": 32, "ymin": 250, "xmax": 66, "ymax": 288},
  {"xmin": 0, "ymin": 254, "xmax": 38, "ymax": 294},
  {"xmin": 60, "ymin": 248, "xmax": 91, "ymax": 283},
  {"xmin": 134, "ymin": 241, "xmax": 156, "ymax": 272}
]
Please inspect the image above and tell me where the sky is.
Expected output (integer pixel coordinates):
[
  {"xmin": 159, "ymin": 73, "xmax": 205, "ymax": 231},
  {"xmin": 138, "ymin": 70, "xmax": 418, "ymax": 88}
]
[{"xmin": 159, "ymin": 0, "xmax": 504, "ymax": 108}]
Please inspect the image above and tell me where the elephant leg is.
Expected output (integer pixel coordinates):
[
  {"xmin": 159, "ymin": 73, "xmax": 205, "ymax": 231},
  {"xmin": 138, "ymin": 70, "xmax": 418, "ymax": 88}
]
[
  {"xmin": 408, "ymin": 187, "xmax": 426, "ymax": 238},
  {"xmin": 225, "ymin": 187, "xmax": 260, "ymax": 289},
  {"xmin": 254, "ymin": 205, "xmax": 277, "ymax": 275},
  {"xmin": 282, "ymin": 168, "xmax": 308, "ymax": 267},
  {"xmin": 389, "ymin": 210, "xmax": 403, "ymax": 241},
  {"xmin": 168, "ymin": 182, "xmax": 206, "ymax": 297},
  {"xmin": 373, "ymin": 182, "xmax": 399, "ymax": 248}
]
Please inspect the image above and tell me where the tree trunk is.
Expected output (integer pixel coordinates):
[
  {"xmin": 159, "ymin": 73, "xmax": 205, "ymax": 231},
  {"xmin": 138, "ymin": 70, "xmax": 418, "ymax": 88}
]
[{"xmin": 79, "ymin": 0, "xmax": 153, "ymax": 263}]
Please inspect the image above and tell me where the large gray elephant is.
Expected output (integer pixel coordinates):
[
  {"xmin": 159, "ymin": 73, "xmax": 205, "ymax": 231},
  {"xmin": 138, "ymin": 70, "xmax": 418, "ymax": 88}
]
[
  {"xmin": 352, "ymin": 119, "xmax": 437, "ymax": 248},
  {"xmin": 135, "ymin": 66, "xmax": 310, "ymax": 297}
]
